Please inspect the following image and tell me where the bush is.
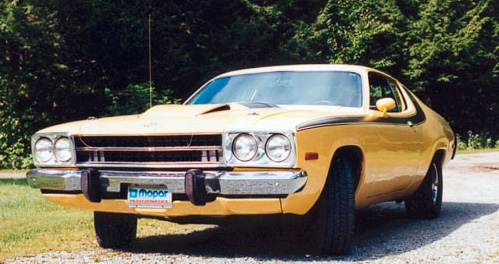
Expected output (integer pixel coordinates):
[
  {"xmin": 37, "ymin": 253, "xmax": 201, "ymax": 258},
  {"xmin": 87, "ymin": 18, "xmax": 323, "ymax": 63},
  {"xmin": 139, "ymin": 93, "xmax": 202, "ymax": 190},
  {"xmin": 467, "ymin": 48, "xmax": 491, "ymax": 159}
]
[
  {"xmin": 104, "ymin": 83, "xmax": 179, "ymax": 116},
  {"xmin": 457, "ymin": 131, "xmax": 499, "ymax": 151}
]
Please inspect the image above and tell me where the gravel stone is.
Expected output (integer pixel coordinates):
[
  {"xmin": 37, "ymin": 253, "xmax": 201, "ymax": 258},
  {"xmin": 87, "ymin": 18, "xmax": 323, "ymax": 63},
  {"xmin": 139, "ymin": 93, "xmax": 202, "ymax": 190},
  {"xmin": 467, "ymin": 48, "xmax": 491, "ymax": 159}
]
[{"xmin": 5, "ymin": 152, "xmax": 499, "ymax": 263}]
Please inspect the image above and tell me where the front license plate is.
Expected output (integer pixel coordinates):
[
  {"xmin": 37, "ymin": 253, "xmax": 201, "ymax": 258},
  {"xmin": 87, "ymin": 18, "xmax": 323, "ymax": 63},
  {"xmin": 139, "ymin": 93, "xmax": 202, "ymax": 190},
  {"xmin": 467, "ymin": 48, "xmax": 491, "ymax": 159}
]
[{"xmin": 127, "ymin": 185, "xmax": 172, "ymax": 209}]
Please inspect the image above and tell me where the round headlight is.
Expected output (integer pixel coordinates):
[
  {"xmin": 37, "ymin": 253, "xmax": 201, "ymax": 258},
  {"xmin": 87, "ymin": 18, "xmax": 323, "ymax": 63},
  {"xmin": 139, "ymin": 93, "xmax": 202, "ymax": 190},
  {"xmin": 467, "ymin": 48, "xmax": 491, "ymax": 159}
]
[
  {"xmin": 54, "ymin": 137, "xmax": 72, "ymax": 162},
  {"xmin": 34, "ymin": 138, "xmax": 54, "ymax": 163},
  {"xmin": 265, "ymin": 134, "xmax": 291, "ymax": 162},
  {"xmin": 232, "ymin": 133, "xmax": 258, "ymax": 161}
]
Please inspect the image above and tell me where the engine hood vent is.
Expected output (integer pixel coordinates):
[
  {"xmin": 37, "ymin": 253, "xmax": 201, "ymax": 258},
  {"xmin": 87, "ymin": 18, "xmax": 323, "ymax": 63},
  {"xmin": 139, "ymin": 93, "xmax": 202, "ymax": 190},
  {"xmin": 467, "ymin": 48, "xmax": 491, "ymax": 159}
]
[{"xmin": 198, "ymin": 101, "xmax": 278, "ymax": 115}]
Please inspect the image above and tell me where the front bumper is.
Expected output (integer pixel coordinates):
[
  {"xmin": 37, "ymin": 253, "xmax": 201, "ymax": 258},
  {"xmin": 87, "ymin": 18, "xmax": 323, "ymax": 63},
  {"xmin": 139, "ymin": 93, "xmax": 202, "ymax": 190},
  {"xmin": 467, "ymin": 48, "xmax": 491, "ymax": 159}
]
[{"xmin": 26, "ymin": 169, "xmax": 308, "ymax": 196}]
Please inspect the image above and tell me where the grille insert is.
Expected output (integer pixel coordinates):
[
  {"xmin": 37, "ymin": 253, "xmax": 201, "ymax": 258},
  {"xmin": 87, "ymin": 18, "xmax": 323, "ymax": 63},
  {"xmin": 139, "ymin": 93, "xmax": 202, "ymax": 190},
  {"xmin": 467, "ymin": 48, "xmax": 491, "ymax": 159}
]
[
  {"xmin": 74, "ymin": 134, "xmax": 223, "ymax": 168},
  {"xmin": 75, "ymin": 135, "xmax": 221, "ymax": 148}
]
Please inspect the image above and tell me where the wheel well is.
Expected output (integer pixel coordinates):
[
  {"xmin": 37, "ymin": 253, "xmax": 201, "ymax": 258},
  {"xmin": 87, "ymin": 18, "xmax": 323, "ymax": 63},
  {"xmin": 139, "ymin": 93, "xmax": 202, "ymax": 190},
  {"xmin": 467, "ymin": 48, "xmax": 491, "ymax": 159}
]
[
  {"xmin": 433, "ymin": 149, "xmax": 446, "ymax": 167},
  {"xmin": 332, "ymin": 146, "xmax": 363, "ymax": 192}
]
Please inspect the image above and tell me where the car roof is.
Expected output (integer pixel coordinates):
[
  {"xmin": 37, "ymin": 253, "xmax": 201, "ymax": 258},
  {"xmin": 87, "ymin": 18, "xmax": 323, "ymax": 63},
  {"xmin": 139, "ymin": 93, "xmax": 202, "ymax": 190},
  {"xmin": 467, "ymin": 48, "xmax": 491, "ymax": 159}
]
[{"xmin": 216, "ymin": 64, "xmax": 375, "ymax": 78}]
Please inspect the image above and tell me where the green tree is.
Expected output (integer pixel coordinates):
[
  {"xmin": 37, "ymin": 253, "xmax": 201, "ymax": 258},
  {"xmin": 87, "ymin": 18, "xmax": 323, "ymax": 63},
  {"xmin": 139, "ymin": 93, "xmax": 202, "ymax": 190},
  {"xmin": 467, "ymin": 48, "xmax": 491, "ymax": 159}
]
[
  {"xmin": 0, "ymin": 1, "xmax": 62, "ymax": 168},
  {"xmin": 1, "ymin": 0, "xmax": 498, "ymax": 168},
  {"xmin": 400, "ymin": 0, "xmax": 499, "ymax": 136},
  {"xmin": 286, "ymin": 0, "xmax": 404, "ymax": 71}
]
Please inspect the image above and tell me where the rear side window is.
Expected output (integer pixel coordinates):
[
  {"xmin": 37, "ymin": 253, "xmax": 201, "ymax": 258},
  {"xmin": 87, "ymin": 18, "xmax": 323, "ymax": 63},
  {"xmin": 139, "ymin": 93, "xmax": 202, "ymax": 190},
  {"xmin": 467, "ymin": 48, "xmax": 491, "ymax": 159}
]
[{"xmin": 368, "ymin": 72, "xmax": 405, "ymax": 112}]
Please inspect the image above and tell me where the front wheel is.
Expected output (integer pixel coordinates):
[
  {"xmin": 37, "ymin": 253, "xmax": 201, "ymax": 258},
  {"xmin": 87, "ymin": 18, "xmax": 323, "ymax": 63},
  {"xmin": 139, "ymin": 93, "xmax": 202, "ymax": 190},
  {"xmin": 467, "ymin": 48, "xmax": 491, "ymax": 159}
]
[
  {"xmin": 405, "ymin": 159, "xmax": 443, "ymax": 219},
  {"xmin": 94, "ymin": 212, "xmax": 137, "ymax": 249},
  {"xmin": 308, "ymin": 156, "xmax": 355, "ymax": 256}
]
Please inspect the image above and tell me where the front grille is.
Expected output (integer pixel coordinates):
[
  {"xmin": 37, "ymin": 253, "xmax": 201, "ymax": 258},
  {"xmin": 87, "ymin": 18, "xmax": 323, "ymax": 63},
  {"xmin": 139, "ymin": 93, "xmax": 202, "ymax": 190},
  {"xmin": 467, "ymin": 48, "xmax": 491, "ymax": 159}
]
[
  {"xmin": 75, "ymin": 135, "xmax": 221, "ymax": 148},
  {"xmin": 74, "ymin": 134, "xmax": 223, "ymax": 168}
]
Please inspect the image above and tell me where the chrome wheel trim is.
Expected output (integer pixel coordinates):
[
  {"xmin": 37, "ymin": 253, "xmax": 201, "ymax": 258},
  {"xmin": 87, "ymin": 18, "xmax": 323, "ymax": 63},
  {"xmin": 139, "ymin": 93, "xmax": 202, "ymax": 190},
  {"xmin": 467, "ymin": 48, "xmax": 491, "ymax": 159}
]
[{"xmin": 430, "ymin": 163, "xmax": 439, "ymax": 205}]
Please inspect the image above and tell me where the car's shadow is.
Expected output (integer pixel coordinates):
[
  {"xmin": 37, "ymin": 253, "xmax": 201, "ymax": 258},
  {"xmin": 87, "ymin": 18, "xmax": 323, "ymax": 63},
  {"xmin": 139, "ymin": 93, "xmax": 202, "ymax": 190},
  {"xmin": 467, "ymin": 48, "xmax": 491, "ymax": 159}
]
[{"xmin": 129, "ymin": 201, "xmax": 498, "ymax": 261}]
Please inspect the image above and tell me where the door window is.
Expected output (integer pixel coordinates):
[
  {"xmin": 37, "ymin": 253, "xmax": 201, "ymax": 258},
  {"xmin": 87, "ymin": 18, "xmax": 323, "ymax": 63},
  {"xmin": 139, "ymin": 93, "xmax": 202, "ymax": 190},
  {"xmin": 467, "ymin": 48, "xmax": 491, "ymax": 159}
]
[{"xmin": 368, "ymin": 72, "xmax": 405, "ymax": 112}]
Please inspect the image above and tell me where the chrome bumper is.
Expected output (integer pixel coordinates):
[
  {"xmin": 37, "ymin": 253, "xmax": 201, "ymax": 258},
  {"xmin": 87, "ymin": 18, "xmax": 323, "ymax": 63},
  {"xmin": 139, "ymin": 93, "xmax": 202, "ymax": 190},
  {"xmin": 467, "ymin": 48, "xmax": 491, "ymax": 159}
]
[{"xmin": 26, "ymin": 169, "xmax": 307, "ymax": 196}]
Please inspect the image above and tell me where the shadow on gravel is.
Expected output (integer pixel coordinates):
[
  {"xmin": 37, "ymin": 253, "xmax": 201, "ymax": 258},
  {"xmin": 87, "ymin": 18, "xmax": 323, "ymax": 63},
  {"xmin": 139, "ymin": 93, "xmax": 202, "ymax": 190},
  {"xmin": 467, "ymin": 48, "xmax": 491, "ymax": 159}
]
[{"xmin": 130, "ymin": 201, "xmax": 498, "ymax": 261}]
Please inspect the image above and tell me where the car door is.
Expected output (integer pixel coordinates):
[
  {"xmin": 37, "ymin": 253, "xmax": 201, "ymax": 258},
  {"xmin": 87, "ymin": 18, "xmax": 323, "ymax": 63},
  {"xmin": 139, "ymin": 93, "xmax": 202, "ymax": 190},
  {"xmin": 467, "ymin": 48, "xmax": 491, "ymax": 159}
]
[{"xmin": 363, "ymin": 72, "xmax": 422, "ymax": 198}]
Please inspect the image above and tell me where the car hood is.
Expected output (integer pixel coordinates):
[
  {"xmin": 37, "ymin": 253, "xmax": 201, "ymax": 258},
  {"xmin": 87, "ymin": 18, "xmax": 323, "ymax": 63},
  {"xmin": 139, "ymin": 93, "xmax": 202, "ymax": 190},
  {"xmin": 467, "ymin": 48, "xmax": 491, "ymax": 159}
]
[{"xmin": 37, "ymin": 103, "xmax": 365, "ymax": 135}]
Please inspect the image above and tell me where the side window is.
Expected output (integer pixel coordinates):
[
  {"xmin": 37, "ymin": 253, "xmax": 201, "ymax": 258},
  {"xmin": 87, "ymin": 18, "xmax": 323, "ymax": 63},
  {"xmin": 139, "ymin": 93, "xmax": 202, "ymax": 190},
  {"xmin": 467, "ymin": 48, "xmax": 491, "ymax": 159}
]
[
  {"xmin": 368, "ymin": 72, "xmax": 404, "ymax": 112},
  {"xmin": 387, "ymin": 79, "xmax": 406, "ymax": 111}
]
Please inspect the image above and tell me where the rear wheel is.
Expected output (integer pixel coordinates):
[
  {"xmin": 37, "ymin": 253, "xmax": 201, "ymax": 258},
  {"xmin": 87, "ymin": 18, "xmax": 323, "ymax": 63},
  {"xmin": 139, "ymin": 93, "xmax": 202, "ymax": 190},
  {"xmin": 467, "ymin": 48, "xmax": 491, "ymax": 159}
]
[
  {"xmin": 308, "ymin": 156, "xmax": 355, "ymax": 256},
  {"xmin": 94, "ymin": 212, "xmax": 137, "ymax": 249},
  {"xmin": 405, "ymin": 159, "xmax": 443, "ymax": 219}
]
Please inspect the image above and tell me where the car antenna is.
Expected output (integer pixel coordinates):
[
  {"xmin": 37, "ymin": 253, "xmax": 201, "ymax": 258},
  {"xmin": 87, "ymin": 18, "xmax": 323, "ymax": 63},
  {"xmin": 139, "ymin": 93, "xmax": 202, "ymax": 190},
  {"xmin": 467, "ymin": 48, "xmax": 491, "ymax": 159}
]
[{"xmin": 148, "ymin": 14, "xmax": 153, "ymax": 108}]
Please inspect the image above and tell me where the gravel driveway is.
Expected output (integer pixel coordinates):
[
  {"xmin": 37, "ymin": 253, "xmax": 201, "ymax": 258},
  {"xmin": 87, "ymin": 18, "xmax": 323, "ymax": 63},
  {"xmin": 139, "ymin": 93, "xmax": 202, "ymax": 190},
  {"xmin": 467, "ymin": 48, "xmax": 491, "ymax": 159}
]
[{"xmin": 6, "ymin": 152, "xmax": 499, "ymax": 263}]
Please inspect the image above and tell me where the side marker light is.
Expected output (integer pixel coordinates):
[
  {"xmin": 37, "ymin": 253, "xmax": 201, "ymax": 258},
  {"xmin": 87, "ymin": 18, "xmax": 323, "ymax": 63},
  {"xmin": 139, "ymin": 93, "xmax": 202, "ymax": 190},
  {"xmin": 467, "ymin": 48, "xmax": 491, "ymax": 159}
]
[{"xmin": 305, "ymin": 152, "xmax": 319, "ymax": 160}]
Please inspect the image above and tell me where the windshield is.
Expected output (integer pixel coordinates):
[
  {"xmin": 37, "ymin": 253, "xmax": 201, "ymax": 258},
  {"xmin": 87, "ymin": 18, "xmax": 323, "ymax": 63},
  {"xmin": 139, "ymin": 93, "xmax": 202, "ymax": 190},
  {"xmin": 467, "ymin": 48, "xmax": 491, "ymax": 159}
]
[{"xmin": 186, "ymin": 71, "xmax": 362, "ymax": 107}]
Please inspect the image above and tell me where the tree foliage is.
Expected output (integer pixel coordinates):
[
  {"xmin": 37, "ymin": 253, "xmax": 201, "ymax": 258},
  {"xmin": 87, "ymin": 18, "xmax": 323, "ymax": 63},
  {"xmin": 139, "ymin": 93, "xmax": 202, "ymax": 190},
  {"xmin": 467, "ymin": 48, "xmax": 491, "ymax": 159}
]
[{"xmin": 1, "ymin": 0, "xmax": 498, "ymax": 168}]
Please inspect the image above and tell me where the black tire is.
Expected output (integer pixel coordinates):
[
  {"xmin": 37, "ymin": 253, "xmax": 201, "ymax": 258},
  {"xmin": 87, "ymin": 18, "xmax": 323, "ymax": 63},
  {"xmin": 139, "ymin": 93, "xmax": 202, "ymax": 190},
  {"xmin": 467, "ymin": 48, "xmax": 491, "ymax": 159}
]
[
  {"xmin": 308, "ymin": 156, "xmax": 355, "ymax": 256},
  {"xmin": 94, "ymin": 212, "xmax": 137, "ymax": 249},
  {"xmin": 405, "ymin": 159, "xmax": 443, "ymax": 219}
]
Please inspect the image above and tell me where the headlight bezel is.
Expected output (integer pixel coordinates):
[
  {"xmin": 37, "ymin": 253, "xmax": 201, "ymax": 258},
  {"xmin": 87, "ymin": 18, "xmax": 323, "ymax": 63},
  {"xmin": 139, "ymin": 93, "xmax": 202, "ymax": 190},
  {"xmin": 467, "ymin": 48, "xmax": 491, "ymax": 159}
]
[
  {"xmin": 32, "ymin": 133, "xmax": 75, "ymax": 167},
  {"xmin": 223, "ymin": 129, "xmax": 296, "ymax": 168}
]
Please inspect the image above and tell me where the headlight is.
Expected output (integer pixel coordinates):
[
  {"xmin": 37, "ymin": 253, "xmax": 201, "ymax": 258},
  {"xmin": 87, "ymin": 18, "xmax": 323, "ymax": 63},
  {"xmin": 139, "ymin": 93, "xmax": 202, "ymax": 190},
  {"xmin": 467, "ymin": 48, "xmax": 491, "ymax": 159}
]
[
  {"xmin": 232, "ymin": 133, "xmax": 258, "ymax": 161},
  {"xmin": 32, "ymin": 133, "xmax": 74, "ymax": 166},
  {"xmin": 34, "ymin": 138, "xmax": 54, "ymax": 163},
  {"xmin": 54, "ymin": 137, "xmax": 72, "ymax": 162},
  {"xmin": 265, "ymin": 134, "xmax": 291, "ymax": 162}
]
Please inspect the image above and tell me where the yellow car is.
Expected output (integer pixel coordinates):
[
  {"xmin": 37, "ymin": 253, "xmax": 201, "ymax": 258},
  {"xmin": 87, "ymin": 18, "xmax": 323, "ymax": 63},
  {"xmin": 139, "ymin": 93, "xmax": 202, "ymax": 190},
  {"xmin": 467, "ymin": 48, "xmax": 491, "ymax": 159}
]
[{"xmin": 27, "ymin": 65, "xmax": 455, "ymax": 255}]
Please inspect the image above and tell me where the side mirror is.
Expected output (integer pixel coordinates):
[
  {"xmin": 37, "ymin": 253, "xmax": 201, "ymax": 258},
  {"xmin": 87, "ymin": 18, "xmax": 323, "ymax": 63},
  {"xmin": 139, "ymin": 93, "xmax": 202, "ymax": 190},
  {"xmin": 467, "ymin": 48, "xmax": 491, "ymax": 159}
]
[{"xmin": 376, "ymin": 98, "xmax": 396, "ymax": 117}]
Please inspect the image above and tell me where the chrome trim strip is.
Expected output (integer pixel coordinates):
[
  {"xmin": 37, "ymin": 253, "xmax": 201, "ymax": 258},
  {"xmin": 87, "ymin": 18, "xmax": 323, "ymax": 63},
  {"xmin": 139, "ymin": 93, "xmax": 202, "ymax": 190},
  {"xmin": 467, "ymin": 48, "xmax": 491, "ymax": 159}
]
[
  {"xmin": 75, "ymin": 162, "xmax": 225, "ymax": 169},
  {"xmin": 76, "ymin": 146, "xmax": 223, "ymax": 152},
  {"xmin": 74, "ymin": 132, "xmax": 222, "ymax": 137},
  {"xmin": 27, "ymin": 169, "xmax": 307, "ymax": 196}
]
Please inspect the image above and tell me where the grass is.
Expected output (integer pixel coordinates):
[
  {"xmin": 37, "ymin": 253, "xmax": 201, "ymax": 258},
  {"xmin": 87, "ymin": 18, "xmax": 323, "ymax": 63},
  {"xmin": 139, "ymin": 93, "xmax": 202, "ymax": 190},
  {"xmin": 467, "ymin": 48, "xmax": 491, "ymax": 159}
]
[
  {"xmin": 0, "ymin": 178, "xmax": 96, "ymax": 261},
  {"xmin": 0, "ymin": 178, "xmax": 212, "ymax": 262}
]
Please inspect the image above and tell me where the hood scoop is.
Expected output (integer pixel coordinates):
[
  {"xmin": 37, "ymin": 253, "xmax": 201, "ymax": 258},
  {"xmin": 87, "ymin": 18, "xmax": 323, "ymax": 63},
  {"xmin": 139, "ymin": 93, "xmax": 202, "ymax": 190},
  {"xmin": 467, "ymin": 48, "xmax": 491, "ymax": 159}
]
[
  {"xmin": 199, "ymin": 104, "xmax": 232, "ymax": 115},
  {"xmin": 198, "ymin": 101, "xmax": 278, "ymax": 115}
]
